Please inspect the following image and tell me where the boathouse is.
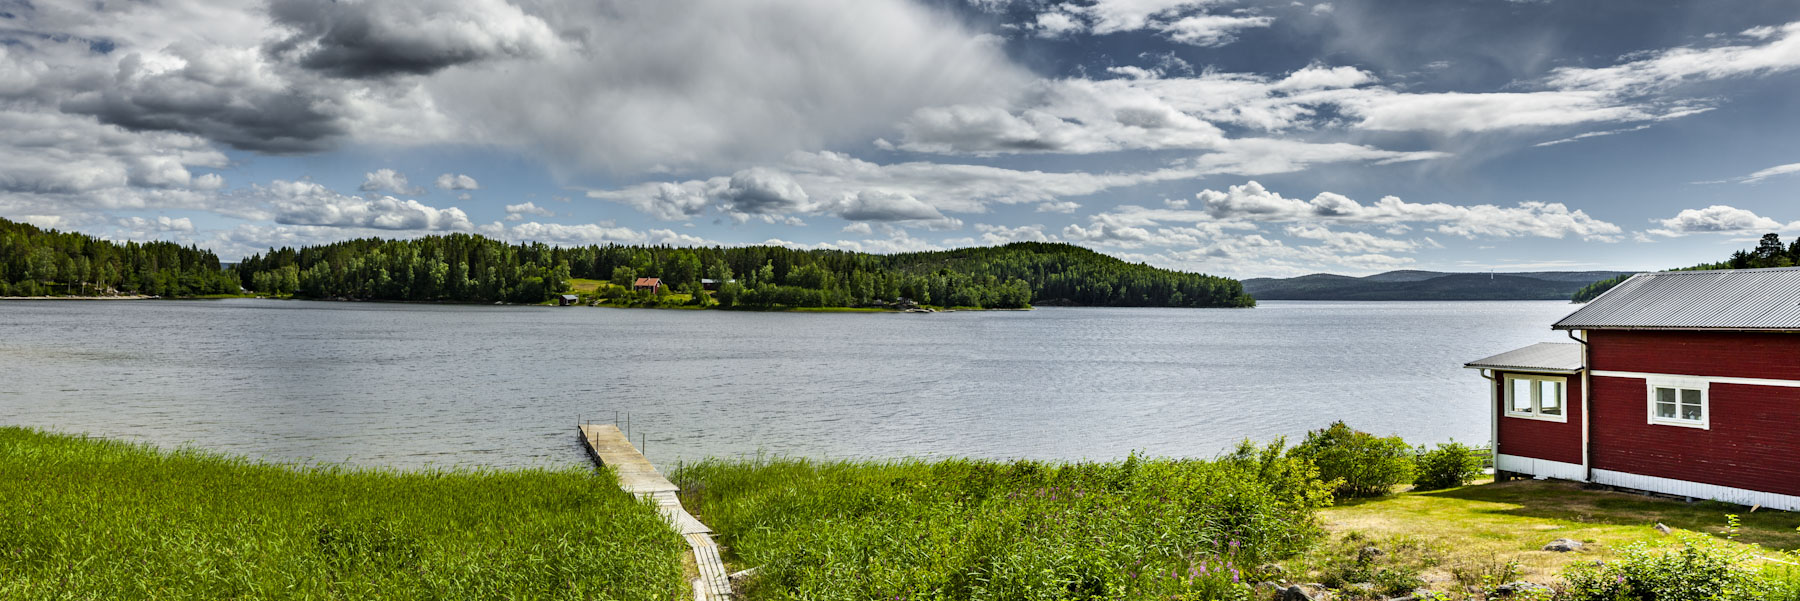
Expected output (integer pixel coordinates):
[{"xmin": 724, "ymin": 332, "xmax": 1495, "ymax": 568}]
[
  {"xmin": 558, "ymin": 294, "xmax": 579, "ymax": 306},
  {"xmin": 1467, "ymin": 267, "xmax": 1800, "ymax": 510},
  {"xmin": 633, "ymin": 277, "xmax": 662, "ymax": 293}
]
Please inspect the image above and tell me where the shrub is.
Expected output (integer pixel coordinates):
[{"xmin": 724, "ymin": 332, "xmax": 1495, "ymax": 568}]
[
  {"xmin": 1290, "ymin": 421, "xmax": 1415, "ymax": 498},
  {"xmin": 1562, "ymin": 533, "xmax": 1767, "ymax": 601},
  {"xmin": 1413, "ymin": 441, "xmax": 1484, "ymax": 490}
]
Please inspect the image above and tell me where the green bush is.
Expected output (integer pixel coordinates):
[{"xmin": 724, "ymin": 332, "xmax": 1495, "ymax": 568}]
[
  {"xmin": 1413, "ymin": 441, "xmax": 1484, "ymax": 490},
  {"xmin": 1290, "ymin": 421, "xmax": 1415, "ymax": 498},
  {"xmin": 1562, "ymin": 534, "xmax": 1767, "ymax": 601}
]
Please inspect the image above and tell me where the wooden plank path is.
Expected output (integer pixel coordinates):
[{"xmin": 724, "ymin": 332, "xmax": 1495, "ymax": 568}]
[{"xmin": 579, "ymin": 424, "xmax": 733, "ymax": 600}]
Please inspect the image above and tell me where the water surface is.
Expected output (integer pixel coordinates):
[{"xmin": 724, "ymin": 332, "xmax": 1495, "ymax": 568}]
[{"xmin": 0, "ymin": 299, "xmax": 1575, "ymax": 468}]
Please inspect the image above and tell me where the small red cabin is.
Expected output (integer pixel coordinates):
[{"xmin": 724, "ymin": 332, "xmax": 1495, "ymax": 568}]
[
  {"xmin": 633, "ymin": 277, "xmax": 662, "ymax": 293},
  {"xmin": 1468, "ymin": 267, "xmax": 1800, "ymax": 510}
]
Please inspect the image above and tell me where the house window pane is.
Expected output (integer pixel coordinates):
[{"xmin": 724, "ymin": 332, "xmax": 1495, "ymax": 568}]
[
  {"xmin": 1655, "ymin": 387, "xmax": 1678, "ymax": 418},
  {"xmin": 1539, "ymin": 380, "xmax": 1563, "ymax": 415},
  {"xmin": 1680, "ymin": 389, "xmax": 1703, "ymax": 421},
  {"xmin": 1510, "ymin": 379, "xmax": 1533, "ymax": 412}
]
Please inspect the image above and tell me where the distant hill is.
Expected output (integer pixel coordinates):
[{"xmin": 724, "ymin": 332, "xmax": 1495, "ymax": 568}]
[{"xmin": 1243, "ymin": 270, "xmax": 1632, "ymax": 301}]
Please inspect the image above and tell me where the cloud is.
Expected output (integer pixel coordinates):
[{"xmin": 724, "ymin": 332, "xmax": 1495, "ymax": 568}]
[
  {"xmin": 1545, "ymin": 22, "xmax": 1800, "ymax": 95},
  {"xmin": 359, "ymin": 169, "xmax": 423, "ymax": 195},
  {"xmin": 503, "ymin": 201, "xmax": 555, "ymax": 221},
  {"xmin": 841, "ymin": 222, "xmax": 873, "ymax": 235},
  {"xmin": 431, "ymin": 0, "xmax": 1030, "ymax": 173},
  {"xmin": 721, "ymin": 167, "xmax": 811, "ymax": 215},
  {"xmin": 1283, "ymin": 224, "xmax": 1418, "ymax": 254},
  {"xmin": 265, "ymin": 0, "xmax": 562, "ymax": 78},
  {"xmin": 435, "ymin": 173, "xmax": 481, "ymax": 190},
  {"xmin": 1189, "ymin": 181, "xmax": 1623, "ymax": 241},
  {"xmin": 117, "ymin": 215, "xmax": 196, "ymax": 234},
  {"xmin": 9, "ymin": 0, "xmax": 1028, "ymax": 175},
  {"xmin": 0, "ymin": 109, "xmax": 227, "ymax": 195},
  {"xmin": 1160, "ymin": 14, "xmax": 1274, "ymax": 47},
  {"xmin": 261, "ymin": 180, "xmax": 474, "ymax": 230},
  {"xmin": 1740, "ymin": 162, "xmax": 1800, "ymax": 184},
  {"xmin": 835, "ymin": 190, "xmax": 946, "ymax": 221},
  {"xmin": 973, "ymin": 223, "xmax": 1051, "ymax": 244},
  {"xmin": 1036, "ymin": 201, "xmax": 1081, "ymax": 213},
  {"xmin": 1647, "ymin": 205, "xmax": 1794, "ymax": 237}
]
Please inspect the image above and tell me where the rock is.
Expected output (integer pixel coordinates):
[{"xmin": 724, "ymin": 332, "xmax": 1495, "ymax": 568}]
[
  {"xmin": 1357, "ymin": 545, "xmax": 1384, "ymax": 561},
  {"xmin": 1654, "ymin": 522, "xmax": 1673, "ymax": 534},
  {"xmin": 1494, "ymin": 581, "xmax": 1552, "ymax": 596},
  {"xmin": 1542, "ymin": 538, "xmax": 1584, "ymax": 552},
  {"xmin": 728, "ymin": 567, "xmax": 760, "ymax": 591},
  {"xmin": 1282, "ymin": 585, "xmax": 1314, "ymax": 601},
  {"xmin": 1258, "ymin": 563, "xmax": 1286, "ymax": 577}
]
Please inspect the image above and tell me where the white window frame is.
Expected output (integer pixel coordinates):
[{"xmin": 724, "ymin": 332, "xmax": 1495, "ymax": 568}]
[
  {"xmin": 1503, "ymin": 374, "xmax": 1568, "ymax": 422},
  {"xmin": 1646, "ymin": 377, "xmax": 1709, "ymax": 429}
]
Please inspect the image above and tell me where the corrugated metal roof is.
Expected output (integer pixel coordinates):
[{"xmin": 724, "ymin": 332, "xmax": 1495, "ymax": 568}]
[
  {"xmin": 1554, "ymin": 267, "xmax": 1800, "ymax": 330},
  {"xmin": 1464, "ymin": 342, "xmax": 1583, "ymax": 373}
]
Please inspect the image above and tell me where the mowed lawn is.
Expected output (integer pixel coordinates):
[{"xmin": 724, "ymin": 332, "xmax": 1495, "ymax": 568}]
[
  {"xmin": 0, "ymin": 427, "xmax": 688, "ymax": 601},
  {"xmin": 1286, "ymin": 478, "xmax": 1800, "ymax": 590}
]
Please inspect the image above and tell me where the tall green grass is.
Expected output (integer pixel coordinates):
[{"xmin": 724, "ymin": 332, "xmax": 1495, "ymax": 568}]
[
  {"xmin": 0, "ymin": 427, "xmax": 686, "ymax": 600},
  {"xmin": 673, "ymin": 443, "xmax": 1332, "ymax": 600}
]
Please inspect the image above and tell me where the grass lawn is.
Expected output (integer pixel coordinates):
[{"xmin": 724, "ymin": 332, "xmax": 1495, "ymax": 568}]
[
  {"xmin": 566, "ymin": 278, "xmax": 608, "ymax": 294},
  {"xmin": 0, "ymin": 427, "xmax": 687, "ymax": 601},
  {"xmin": 1285, "ymin": 478, "xmax": 1800, "ymax": 595}
]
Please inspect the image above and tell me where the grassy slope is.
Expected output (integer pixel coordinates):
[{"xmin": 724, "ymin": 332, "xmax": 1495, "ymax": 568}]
[
  {"xmin": 0, "ymin": 427, "xmax": 687, "ymax": 601},
  {"xmin": 1287, "ymin": 478, "xmax": 1800, "ymax": 594}
]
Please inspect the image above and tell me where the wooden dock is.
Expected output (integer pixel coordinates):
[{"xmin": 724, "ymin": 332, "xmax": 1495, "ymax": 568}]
[{"xmin": 579, "ymin": 424, "xmax": 732, "ymax": 600}]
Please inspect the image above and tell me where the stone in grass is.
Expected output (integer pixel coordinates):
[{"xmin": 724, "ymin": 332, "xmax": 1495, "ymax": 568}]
[
  {"xmin": 1357, "ymin": 545, "xmax": 1384, "ymax": 561},
  {"xmin": 728, "ymin": 567, "xmax": 760, "ymax": 591},
  {"xmin": 1494, "ymin": 581, "xmax": 1553, "ymax": 596},
  {"xmin": 1542, "ymin": 538, "xmax": 1584, "ymax": 552},
  {"xmin": 1282, "ymin": 584, "xmax": 1314, "ymax": 601},
  {"xmin": 1654, "ymin": 522, "xmax": 1673, "ymax": 534}
]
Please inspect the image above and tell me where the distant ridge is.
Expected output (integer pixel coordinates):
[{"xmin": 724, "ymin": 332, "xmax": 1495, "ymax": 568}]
[{"xmin": 1243, "ymin": 270, "xmax": 1631, "ymax": 301}]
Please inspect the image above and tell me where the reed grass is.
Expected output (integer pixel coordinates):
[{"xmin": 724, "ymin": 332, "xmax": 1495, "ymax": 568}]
[
  {"xmin": 673, "ymin": 446, "xmax": 1332, "ymax": 600},
  {"xmin": 0, "ymin": 427, "xmax": 687, "ymax": 600}
]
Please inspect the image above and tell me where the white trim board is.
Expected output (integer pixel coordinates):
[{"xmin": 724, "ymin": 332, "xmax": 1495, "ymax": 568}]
[
  {"xmin": 1591, "ymin": 469, "xmax": 1800, "ymax": 512},
  {"xmin": 1593, "ymin": 370, "xmax": 1800, "ymax": 388},
  {"xmin": 1496, "ymin": 454, "xmax": 1586, "ymax": 481}
]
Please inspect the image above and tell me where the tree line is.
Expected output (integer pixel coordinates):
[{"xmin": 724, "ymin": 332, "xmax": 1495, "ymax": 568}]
[
  {"xmin": 234, "ymin": 235, "xmax": 1253, "ymax": 308},
  {"xmin": 0, "ymin": 217, "xmax": 238, "ymax": 297},
  {"xmin": 1572, "ymin": 232, "xmax": 1800, "ymax": 302}
]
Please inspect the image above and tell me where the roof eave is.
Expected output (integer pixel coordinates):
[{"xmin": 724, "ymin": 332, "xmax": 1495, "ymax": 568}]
[
  {"xmin": 1554, "ymin": 325, "xmax": 1800, "ymax": 332},
  {"xmin": 1462, "ymin": 364, "xmax": 1584, "ymax": 374}
]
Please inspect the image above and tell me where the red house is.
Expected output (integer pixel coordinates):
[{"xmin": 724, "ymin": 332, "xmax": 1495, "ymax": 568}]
[
  {"xmin": 1467, "ymin": 267, "xmax": 1800, "ymax": 511},
  {"xmin": 633, "ymin": 277, "xmax": 662, "ymax": 293}
]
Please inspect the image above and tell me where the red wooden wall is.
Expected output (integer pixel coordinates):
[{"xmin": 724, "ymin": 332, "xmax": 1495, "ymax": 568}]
[
  {"xmin": 1589, "ymin": 330, "xmax": 1800, "ymax": 379},
  {"xmin": 1494, "ymin": 370, "xmax": 1583, "ymax": 465},
  {"xmin": 1588, "ymin": 377, "xmax": 1800, "ymax": 496},
  {"xmin": 1585, "ymin": 330, "xmax": 1800, "ymax": 497}
]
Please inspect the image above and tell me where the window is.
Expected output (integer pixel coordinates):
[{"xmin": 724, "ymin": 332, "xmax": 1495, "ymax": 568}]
[
  {"xmin": 1647, "ymin": 379, "xmax": 1707, "ymax": 428},
  {"xmin": 1503, "ymin": 374, "xmax": 1567, "ymax": 422}
]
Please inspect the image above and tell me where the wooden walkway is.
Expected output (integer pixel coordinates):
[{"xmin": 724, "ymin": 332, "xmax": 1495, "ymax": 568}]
[{"xmin": 580, "ymin": 424, "xmax": 733, "ymax": 600}]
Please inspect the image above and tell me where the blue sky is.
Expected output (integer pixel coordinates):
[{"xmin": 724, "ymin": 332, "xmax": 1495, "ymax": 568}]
[{"xmin": 3, "ymin": 0, "xmax": 1800, "ymax": 277}]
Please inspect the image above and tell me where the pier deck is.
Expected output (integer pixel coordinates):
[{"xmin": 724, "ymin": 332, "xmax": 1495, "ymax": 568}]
[{"xmin": 579, "ymin": 424, "xmax": 730, "ymax": 599}]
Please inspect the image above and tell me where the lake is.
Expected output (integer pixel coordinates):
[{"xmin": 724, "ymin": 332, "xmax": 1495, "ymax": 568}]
[{"xmin": 0, "ymin": 299, "xmax": 1577, "ymax": 469}]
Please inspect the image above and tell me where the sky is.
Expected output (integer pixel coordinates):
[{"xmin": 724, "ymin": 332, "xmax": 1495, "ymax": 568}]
[{"xmin": 3, "ymin": 0, "xmax": 1800, "ymax": 278}]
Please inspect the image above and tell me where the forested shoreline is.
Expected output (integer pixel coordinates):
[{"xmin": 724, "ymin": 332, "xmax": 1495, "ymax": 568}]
[
  {"xmin": 0, "ymin": 217, "xmax": 1251, "ymax": 308},
  {"xmin": 0, "ymin": 218, "xmax": 238, "ymax": 297},
  {"xmin": 232, "ymin": 235, "xmax": 1253, "ymax": 309}
]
